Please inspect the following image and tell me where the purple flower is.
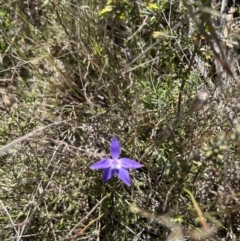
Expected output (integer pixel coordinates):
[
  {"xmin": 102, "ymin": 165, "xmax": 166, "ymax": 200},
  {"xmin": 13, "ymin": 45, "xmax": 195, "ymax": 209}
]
[{"xmin": 90, "ymin": 137, "xmax": 143, "ymax": 186}]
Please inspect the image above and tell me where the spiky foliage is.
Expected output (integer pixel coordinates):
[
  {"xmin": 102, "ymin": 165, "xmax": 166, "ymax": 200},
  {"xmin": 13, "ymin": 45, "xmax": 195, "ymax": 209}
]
[{"xmin": 0, "ymin": 0, "xmax": 240, "ymax": 240}]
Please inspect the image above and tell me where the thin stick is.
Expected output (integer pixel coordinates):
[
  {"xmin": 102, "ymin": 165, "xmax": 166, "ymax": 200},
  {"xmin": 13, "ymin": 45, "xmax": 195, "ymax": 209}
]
[
  {"xmin": 61, "ymin": 194, "xmax": 110, "ymax": 240},
  {"xmin": 0, "ymin": 122, "xmax": 63, "ymax": 156}
]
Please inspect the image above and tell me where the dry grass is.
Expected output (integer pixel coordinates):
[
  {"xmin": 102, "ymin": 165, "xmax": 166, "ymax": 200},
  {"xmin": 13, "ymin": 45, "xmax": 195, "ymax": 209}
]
[{"xmin": 0, "ymin": 0, "xmax": 240, "ymax": 240}]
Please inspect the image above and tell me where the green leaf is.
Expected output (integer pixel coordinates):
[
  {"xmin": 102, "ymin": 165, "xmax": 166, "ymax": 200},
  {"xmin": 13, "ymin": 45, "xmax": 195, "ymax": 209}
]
[
  {"xmin": 99, "ymin": 5, "xmax": 113, "ymax": 17},
  {"xmin": 147, "ymin": 3, "xmax": 159, "ymax": 10}
]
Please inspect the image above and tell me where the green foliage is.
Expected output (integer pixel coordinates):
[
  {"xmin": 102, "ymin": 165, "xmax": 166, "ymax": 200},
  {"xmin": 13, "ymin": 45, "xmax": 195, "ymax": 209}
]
[
  {"xmin": 0, "ymin": 0, "xmax": 240, "ymax": 240},
  {"xmin": 0, "ymin": 9, "xmax": 11, "ymax": 51}
]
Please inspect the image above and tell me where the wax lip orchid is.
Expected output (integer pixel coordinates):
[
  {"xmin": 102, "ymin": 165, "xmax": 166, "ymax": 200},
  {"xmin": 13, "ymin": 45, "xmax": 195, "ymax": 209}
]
[{"xmin": 90, "ymin": 137, "xmax": 143, "ymax": 186}]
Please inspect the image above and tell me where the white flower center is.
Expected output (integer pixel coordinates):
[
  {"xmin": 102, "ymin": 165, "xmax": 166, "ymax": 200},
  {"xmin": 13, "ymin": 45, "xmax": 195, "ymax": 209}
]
[{"xmin": 111, "ymin": 159, "xmax": 121, "ymax": 169}]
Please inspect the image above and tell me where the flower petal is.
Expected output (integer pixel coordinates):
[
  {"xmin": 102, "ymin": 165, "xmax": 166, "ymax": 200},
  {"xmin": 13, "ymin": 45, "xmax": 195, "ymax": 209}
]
[
  {"xmin": 119, "ymin": 158, "xmax": 143, "ymax": 169},
  {"xmin": 110, "ymin": 137, "xmax": 120, "ymax": 159},
  {"xmin": 90, "ymin": 159, "xmax": 111, "ymax": 170},
  {"xmin": 102, "ymin": 168, "xmax": 113, "ymax": 181},
  {"xmin": 117, "ymin": 168, "xmax": 131, "ymax": 186}
]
